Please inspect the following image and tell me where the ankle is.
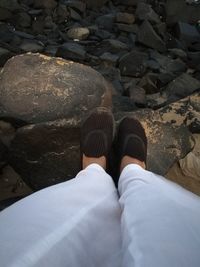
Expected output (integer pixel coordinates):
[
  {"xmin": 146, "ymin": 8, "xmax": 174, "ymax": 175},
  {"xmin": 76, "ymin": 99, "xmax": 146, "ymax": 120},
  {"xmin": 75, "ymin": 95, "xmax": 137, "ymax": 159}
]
[
  {"xmin": 120, "ymin": 155, "xmax": 146, "ymax": 173},
  {"xmin": 82, "ymin": 154, "xmax": 106, "ymax": 170}
]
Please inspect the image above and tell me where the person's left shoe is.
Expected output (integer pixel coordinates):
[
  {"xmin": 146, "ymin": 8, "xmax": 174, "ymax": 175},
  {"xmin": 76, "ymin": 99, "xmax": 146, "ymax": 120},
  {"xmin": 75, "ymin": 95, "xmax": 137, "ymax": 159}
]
[{"xmin": 81, "ymin": 108, "xmax": 115, "ymax": 169}]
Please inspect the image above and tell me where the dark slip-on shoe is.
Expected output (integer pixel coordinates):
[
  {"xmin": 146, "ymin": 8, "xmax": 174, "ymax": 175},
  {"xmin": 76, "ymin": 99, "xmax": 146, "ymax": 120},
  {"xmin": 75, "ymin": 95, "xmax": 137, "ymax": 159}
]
[{"xmin": 81, "ymin": 107, "xmax": 115, "ymax": 161}]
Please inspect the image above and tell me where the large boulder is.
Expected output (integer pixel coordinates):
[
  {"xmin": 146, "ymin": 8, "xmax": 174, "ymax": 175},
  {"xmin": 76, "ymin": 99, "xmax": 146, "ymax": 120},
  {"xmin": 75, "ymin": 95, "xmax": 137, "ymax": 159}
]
[
  {"xmin": 9, "ymin": 119, "xmax": 81, "ymax": 190},
  {"xmin": 115, "ymin": 109, "xmax": 194, "ymax": 177},
  {"xmin": 0, "ymin": 53, "xmax": 111, "ymax": 124}
]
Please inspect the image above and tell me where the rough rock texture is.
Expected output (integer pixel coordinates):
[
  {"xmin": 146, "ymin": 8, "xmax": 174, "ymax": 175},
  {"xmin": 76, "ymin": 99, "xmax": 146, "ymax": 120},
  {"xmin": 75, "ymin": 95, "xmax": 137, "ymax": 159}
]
[
  {"xmin": 167, "ymin": 134, "xmax": 200, "ymax": 196},
  {"xmin": 159, "ymin": 92, "xmax": 200, "ymax": 133},
  {"xmin": 9, "ymin": 104, "xmax": 195, "ymax": 190},
  {"xmin": 9, "ymin": 119, "xmax": 81, "ymax": 190},
  {"xmin": 119, "ymin": 50, "xmax": 148, "ymax": 77},
  {"xmin": 137, "ymin": 20, "xmax": 166, "ymax": 53},
  {"xmin": 179, "ymin": 134, "xmax": 200, "ymax": 181},
  {"xmin": 0, "ymin": 0, "xmax": 199, "ymax": 198},
  {"xmin": 166, "ymin": 0, "xmax": 200, "ymax": 25},
  {"xmin": 164, "ymin": 73, "xmax": 200, "ymax": 102},
  {"xmin": 135, "ymin": 2, "xmax": 161, "ymax": 24},
  {"xmin": 0, "ymin": 53, "xmax": 111, "ymax": 124},
  {"xmin": 114, "ymin": 109, "xmax": 194, "ymax": 176}
]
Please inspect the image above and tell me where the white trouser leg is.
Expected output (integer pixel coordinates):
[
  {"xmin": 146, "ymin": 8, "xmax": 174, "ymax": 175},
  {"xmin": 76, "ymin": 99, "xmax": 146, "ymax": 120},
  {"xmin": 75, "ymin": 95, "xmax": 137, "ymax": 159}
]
[
  {"xmin": 0, "ymin": 164, "xmax": 121, "ymax": 267},
  {"xmin": 118, "ymin": 164, "xmax": 200, "ymax": 267}
]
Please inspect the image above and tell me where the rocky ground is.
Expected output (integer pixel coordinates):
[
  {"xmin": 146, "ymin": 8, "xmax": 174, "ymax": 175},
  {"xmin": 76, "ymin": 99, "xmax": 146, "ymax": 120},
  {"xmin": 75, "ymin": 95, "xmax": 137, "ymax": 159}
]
[{"xmin": 0, "ymin": 0, "xmax": 200, "ymax": 210}]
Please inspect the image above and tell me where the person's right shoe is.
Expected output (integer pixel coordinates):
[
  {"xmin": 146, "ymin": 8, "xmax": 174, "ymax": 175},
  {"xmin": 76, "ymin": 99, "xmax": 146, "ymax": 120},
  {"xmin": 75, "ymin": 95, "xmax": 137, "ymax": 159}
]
[
  {"xmin": 116, "ymin": 117, "xmax": 147, "ymax": 173},
  {"xmin": 80, "ymin": 107, "xmax": 115, "ymax": 169}
]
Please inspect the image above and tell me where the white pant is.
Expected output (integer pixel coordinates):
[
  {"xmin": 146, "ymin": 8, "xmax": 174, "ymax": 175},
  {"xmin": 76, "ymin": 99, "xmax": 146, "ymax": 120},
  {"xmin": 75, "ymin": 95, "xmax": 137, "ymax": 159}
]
[{"xmin": 0, "ymin": 164, "xmax": 200, "ymax": 267}]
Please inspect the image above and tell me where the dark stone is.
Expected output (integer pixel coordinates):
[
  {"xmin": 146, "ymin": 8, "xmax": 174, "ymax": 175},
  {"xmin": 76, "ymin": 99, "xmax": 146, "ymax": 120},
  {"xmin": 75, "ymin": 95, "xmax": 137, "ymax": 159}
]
[
  {"xmin": 87, "ymin": 39, "xmax": 129, "ymax": 57},
  {"xmin": 94, "ymin": 29, "xmax": 113, "ymax": 40},
  {"xmin": 100, "ymin": 52, "xmax": 119, "ymax": 65},
  {"xmin": 53, "ymin": 4, "xmax": 69, "ymax": 24},
  {"xmin": 138, "ymin": 73, "xmax": 159, "ymax": 94},
  {"xmin": 14, "ymin": 12, "xmax": 32, "ymax": 28},
  {"xmin": 166, "ymin": 0, "xmax": 200, "ymax": 25},
  {"xmin": 0, "ymin": 0, "xmax": 21, "ymax": 11},
  {"xmin": 150, "ymin": 50, "xmax": 186, "ymax": 75},
  {"xmin": 114, "ymin": 0, "xmax": 144, "ymax": 6},
  {"xmin": 128, "ymin": 86, "xmax": 146, "ymax": 107},
  {"xmin": 9, "ymin": 120, "xmax": 81, "ymax": 190},
  {"xmin": 188, "ymin": 52, "xmax": 200, "ymax": 68},
  {"xmin": 0, "ymin": 24, "xmax": 14, "ymax": 43},
  {"xmin": 102, "ymin": 39, "xmax": 129, "ymax": 53},
  {"xmin": 189, "ymin": 42, "xmax": 200, "ymax": 52},
  {"xmin": 119, "ymin": 50, "xmax": 148, "ymax": 77},
  {"xmin": 129, "ymin": 33, "xmax": 137, "ymax": 46},
  {"xmin": 96, "ymin": 14, "xmax": 115, "ymax": 31},
  {"xmin": 176, "ymin": 22, "xmax": 200, "ymax": 45},
  {"xmin": 115, "ymin": 109, "xmax": 193, "ymax": 175},
  {"xmin": 146, "ymin": 59, "xmax": 160, "ymax": 71},
  {"xmin": 115, "ymin": 12, "xmax": 135, "ymax": 24},
  {"xmin": 165, "ymin": 73, "xmax": 200, "ymax": 101},
  {"xmin": 155, "ymin": 23, "xmax": 167, "ymax": 38},
  {"xmin": 95, "ymin": 66, "xmax": 121, "ymax": 83},
  {"xmin": 0, "ymin": 47, "xmax": 14, "ymax": 67},
  {"xmin": 0, "ymin": 140, "xmax": 7, "ymax": 167},
  {"xmin": 112, "ymin": 95, "xmax": 137, "ymax": 113},
  {"xmin": 66, "ymin": 1, "xmax": 86, "ymax": 13},
  {"xmin": 45, "ymin": 15, "xmax": 57, "ymax": 29},
  {"xmin": 136, "ymin": 2, "xmax": 161, "ymax": 24},
  {"xmin": 0, "ymin": 120, "xmax": 16, "ymax": 147},
  {"xmin": 157, "ymin": 72, "xmax": 176, "ymax": 86},
  {"xmin": 137, "ymin": 20, "xmax": 166, "ymax": 53},
  {"xmin": 160, "ymin": 58, "xmax": 186, "ymax": 74},
  {"xmin": 28, "ymin": 9, "xmax": 43, "ymax": 15},
  {"xmin": 32, "ymin": 18, "xmax": 45, "ymax": 34},
  {"xmin": 0, "ymin": 53, "xmax": 111, "ymax": 124},
  {"xmin": 0, "ymin": 8, "xmax": 12, "ymax": 21},
  {"xmin": 56, "ymin": 42, "xmax": 86, "ymax": 61},
  {"xmin": 19, "ymin": 40, "xmax": 44, "ymax": 52},
  {"xmin": 146, "ymin": 92, "xmax": 167, "ymax": 109},
  {"xmin": 116, "ymin": 23, "xmax": 139, "ymax": 33},
  {"xmin": 85, "ymin": 0, "xmax": 109, "ymax": 8},
  {"xmin": 45, "ymin": 45, "xmax": 58, "ymax": 56},
  {"xmin": 69, "ymin": 8, "xmax": 82, "ymax": 21},
  {"xmin": 34, "ymin": 0, "xmax": 57, "ymax": 9},
  {"xmin": 13, "ymin": 30, "xmax": 34, "ymax": 40},
  {"xmin": 168, "ymin": 48, "xmax": 187, "ymax": 60}
]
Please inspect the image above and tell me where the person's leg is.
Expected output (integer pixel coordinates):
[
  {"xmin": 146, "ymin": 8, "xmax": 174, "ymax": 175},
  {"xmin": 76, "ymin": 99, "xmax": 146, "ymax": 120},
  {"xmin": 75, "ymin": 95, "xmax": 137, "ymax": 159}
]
[
  {"xmin": 119, "ymin": 164, "xmax": 200, "ymax": 267},
  {"xmin": 117, "ymin": 117, "xmax": 200, "ymax": 267},
  {"xmin": 0, "ymin": 164, "xmax": 121, "ymax": 267},
  {"xmin": 0, "ymin": 109, "xmax": 122, "ymax": 267}
]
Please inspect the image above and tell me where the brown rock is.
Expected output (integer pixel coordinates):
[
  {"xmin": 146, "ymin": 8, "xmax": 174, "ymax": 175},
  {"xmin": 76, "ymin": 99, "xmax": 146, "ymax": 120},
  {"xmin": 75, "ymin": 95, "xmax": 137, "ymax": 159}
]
[
  {"xmin": 0, "ymin": 53, "xmax": 112, "ymax": 123},
  {"xmin": 116, "ymin": 12, "xmax": 135, "ymax": 24}
]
